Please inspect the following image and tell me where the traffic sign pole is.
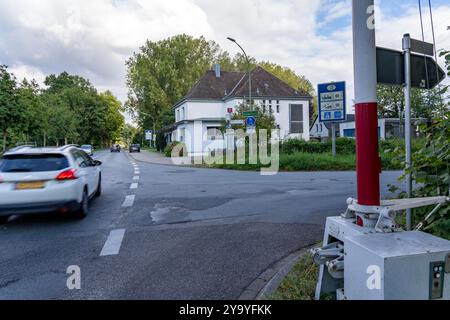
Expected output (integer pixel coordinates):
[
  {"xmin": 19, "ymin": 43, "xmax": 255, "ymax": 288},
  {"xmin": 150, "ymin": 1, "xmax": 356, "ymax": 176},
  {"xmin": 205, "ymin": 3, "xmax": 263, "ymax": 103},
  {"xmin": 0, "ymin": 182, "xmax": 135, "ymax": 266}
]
[
  {"xmin": 352, "ymin": 0, "xmax": 380, "ymax": 206},
  {"xmin": 331, "ymin": 123, "xmax": 336, "ymax": 157},
  {"xmin": 403, "ymin": 34, "xmax": 413, "ymax": 230}
]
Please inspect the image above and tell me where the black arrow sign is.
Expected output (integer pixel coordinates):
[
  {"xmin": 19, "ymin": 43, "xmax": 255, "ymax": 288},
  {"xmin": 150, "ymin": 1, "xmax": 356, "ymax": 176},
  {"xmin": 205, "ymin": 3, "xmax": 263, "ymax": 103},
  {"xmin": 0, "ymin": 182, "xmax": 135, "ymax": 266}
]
[{"xmin": 376, "ymin": 47, "xmax": 446, "ymax": 89}]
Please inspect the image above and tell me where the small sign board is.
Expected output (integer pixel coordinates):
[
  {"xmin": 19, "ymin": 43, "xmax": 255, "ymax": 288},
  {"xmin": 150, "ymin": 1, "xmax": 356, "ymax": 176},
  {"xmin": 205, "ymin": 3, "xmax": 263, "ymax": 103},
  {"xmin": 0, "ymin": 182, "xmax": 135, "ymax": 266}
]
[
  {"xmin": 318, "ymin": 81, "xmax": 346, "ymax": 122},
  {"xmin": 243, "ymin": 111, "xmax": 258, "ymax": 117},
  {"xmin": 376, "ymin": 47, "xmax": 445, "ymax": 89},
  {"xmin": 145, "ymin": 130, "xmax": 153, "ymax": 141},
  {"xmin": 410, "ymin": 38, "xmax": 434, "ymax": 56},
  {"xmin": 230, "ymin": 119, "xmax": 245, "ymax": 125},
  {"xmin": 246, "ymin": 116, "xmax": 256, "ymax": 127}
]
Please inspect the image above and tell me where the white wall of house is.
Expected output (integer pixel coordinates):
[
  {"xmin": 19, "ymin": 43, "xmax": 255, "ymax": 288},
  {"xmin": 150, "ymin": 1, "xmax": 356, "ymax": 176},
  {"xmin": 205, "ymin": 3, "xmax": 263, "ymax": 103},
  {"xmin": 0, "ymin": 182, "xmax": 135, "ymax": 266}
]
[
  {"xmin": 310, "ymin": 117, "xmax": 330, "ymax": 139},
  {"xmin": 174, "ymin": 98, "xmax": 310, "ymax": 156},
  {"xmin": 339, "ymin": 119, "xmax": 386, "ymax": 140}
]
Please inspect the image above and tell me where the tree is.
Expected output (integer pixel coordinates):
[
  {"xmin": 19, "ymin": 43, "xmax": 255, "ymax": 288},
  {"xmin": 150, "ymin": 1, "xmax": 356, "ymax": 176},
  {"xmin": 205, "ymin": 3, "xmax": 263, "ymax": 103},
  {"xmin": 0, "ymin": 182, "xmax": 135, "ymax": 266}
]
[
  {"xmin": 16, "ymin": 79, "xmax": 46, "ymax": 145},
  {"xmin": 42, "ymin": 72, "xmax": 118, "ymax": 147},
  {"xmin": 392, "ymin": 49, "xmax": 450, "ymax": 240},
  {"xmin": 126, "ymin": 34, "xmax": 223, "ymax": 131},
  {"xmin": 258, "ymin": 61, "xmax": 316, "ymax": 122},
  {"xmin": 0, "ymin": 65, "xmax": 23, "ymax": 151},
  {"xmin": 377, "ymin": 84, "xmax": 443, "ymax": 119},
  {"xmin": 100, "ymin": 91, "xmax": 125, "ymax": 145},
  {"xmin": 225, "ymin": 101, "xmax": 276, "ymax": 134}
]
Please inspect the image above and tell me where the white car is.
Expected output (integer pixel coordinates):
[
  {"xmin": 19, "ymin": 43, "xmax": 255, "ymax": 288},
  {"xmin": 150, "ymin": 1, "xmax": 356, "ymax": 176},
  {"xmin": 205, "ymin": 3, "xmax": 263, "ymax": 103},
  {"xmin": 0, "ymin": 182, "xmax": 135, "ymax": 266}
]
[
  {"xmin": 80, "ymin": 144, "xmax": 94, "ymax": 156},
  {"xmin": 0, "ymin": 145, "xmax": 102, "ymax": 223}
]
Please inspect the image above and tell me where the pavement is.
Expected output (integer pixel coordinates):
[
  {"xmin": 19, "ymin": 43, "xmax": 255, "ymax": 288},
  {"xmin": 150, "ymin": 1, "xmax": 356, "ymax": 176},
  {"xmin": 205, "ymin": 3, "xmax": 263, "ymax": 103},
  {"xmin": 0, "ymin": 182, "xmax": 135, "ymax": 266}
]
[
  {"xmin": 0, "ymin": 150, "xmax": 403, "ymax": 299},
  {"xmin": 128, "ymin": 149, "xmax": 175, "ymax": 166}
]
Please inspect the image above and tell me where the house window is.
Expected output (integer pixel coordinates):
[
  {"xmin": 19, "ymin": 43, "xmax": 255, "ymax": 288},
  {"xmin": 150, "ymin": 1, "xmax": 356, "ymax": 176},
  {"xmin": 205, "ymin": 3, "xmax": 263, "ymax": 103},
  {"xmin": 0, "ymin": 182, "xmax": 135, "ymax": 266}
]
[
  {"xmin": 207, "ymin": 127, "xmax": 222, "ymax": 141},
  {"xmin": 179, "ymin": 128, "xmax": 185, "ymax": 142},
  {"xmin": 181, "ymin": 107, "xmax": 185, "ymax": 120},
  {"xmin": 176, "ymin": 109, "xmax": 180, "ymax": 122},
  {"xmin": 263, "ymin": 105, "xmax": 266, "ymax": 113},
  {"xmin": 269, "ymin": 105, "xmax": 273, "ymax": 113},
  {"xmin": 276, "ymin": 101, "xmax": 280, "ymax": 113},
  {"xmin": 289, "ymin": 104, "xmax": 304, "ymax": 134}
]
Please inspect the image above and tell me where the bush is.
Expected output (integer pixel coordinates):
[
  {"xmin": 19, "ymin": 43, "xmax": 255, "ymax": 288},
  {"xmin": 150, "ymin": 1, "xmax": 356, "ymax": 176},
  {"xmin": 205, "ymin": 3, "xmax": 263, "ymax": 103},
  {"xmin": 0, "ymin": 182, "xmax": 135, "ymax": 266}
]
[
  {"xmin": 164, "ymin": 141, "xmax": 185, "ymax": 157},
  {"xmin": 281, "ymin": 138, "xmax": 356, "ymax": 155},
  {"xmin": 280, "ymin": 153, "xmax": 356, "ymax": 171}
]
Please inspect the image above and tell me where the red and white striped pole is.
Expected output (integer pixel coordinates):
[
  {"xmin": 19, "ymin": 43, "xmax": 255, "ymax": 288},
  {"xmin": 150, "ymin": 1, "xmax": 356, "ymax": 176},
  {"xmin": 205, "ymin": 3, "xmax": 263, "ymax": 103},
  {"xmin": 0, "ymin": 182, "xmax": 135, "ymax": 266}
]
[{"xmin": 352, "ymin": 0, "xmax": 380, "ymax": 206}]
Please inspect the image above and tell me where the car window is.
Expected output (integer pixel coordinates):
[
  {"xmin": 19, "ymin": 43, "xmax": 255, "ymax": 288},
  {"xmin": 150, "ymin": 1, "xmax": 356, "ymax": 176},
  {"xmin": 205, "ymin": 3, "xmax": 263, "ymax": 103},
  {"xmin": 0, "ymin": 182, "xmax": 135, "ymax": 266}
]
[
  {"xmin": 71, "ymin": 150, "xmax": 92, "ymax": 168},
  {"xmin": 0, "ymin": 154, "xmax": 69, "ymax": 172}
]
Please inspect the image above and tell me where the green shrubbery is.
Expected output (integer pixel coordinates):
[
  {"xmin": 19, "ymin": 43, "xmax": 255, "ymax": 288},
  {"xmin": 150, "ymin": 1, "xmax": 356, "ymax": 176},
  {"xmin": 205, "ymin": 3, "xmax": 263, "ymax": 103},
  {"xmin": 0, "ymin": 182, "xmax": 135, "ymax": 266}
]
[
  {"xmin": 281, "ymin": 138, "xmax": 356, "ymax": 155},
  {"xmin": 163, "ymin": 141, "xmax": 186, "ymax": 157}
]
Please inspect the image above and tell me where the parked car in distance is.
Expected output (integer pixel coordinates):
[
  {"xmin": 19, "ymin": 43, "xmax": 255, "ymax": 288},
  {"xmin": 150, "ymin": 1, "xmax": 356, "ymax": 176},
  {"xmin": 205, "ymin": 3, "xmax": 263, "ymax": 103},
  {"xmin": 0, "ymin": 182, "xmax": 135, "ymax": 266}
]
[
  {"xmin": 129, "ymin": 144, "xmax": 141, "ymax": 153},
  {"xmin": 80, "ymin": 144, "xmax": 94, "ymax": 156},
  {"xmin": 0, "ymin": 145, "xmax": 102, "ymax": 223},
  {"xmin": 110, "ymin": 144, "xmax": 121, "ymax": 152}
]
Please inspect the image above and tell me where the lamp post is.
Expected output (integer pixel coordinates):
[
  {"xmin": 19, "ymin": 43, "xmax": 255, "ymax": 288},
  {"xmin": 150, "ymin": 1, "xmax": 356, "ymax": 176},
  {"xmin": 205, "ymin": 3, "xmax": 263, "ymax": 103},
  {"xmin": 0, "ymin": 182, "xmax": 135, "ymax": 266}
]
[{"xmin": 227, "ymin": 37, "xmax": 252, "ymax": 110}]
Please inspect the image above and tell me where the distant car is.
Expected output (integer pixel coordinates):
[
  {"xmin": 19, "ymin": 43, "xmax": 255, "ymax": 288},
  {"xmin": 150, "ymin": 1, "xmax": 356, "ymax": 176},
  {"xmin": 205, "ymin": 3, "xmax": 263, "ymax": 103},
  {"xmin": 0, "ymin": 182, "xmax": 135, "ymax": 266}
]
[
  {"xmin": 129, "ymin": 144, "xmax": 141, "ymax": 153},
  {"xmin": 110, "ymin": 144, "xmax": 121, "ymax": 152},
  {"xmin": 0, "ymin": 145, "xmax": 102, "ymax": 223},
  {"xmin": 80, "ymin": 144, "xmax": 94, "ymax": 156}
]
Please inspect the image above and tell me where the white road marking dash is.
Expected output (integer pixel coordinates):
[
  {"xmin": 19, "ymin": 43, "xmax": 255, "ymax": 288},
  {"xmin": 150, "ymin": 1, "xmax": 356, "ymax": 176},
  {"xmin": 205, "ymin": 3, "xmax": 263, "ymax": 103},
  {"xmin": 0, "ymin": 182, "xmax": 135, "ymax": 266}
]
[
  {"xmin": 133, "ymin": 176, "xmax": 140, "ymax": 181},
  {"xmin": 130, "ymin": 183, "xmax": 138, "ymax": 189},
  {"xmin": 100, "ymin": 229, "xmax": 126, "ymax": 256},
  {"xmin": 122, "ymin": 195, "xmax": 135, "ymax": 207}
]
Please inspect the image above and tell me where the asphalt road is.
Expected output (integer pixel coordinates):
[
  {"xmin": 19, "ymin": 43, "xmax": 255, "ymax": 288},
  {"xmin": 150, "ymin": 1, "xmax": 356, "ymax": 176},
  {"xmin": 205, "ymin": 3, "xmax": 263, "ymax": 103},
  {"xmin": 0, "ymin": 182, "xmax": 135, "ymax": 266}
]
[{"xmin": 0, "ymin": 150, "xmax": 402, "ymax": 299}]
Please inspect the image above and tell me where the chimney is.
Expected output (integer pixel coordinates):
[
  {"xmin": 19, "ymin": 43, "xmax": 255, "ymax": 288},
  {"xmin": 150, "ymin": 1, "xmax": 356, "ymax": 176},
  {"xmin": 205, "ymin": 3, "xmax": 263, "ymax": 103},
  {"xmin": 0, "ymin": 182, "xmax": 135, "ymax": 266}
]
[{"xmin": 214, "ymin": 64, "xmax": 221, "ymax": 78}]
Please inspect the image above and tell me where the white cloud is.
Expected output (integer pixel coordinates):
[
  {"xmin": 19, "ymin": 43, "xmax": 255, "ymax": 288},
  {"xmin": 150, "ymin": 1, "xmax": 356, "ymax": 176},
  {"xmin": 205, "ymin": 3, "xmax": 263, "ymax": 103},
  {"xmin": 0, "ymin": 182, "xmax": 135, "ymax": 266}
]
[
  {"xmin": 0, "ymin": 0, "xmax": 449, "ymax": 119},
  {"xmin": 0, "ymin": 0, "xmax": 212, "ymax": 101}
]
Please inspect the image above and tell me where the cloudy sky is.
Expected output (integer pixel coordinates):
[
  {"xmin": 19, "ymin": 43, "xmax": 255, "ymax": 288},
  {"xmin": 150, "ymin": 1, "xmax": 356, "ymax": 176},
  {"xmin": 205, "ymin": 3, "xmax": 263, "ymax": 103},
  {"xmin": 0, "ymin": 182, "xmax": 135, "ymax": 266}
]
[{"xmin": 1, "ymin": 0, "xmax": 449, "ymax": 119}]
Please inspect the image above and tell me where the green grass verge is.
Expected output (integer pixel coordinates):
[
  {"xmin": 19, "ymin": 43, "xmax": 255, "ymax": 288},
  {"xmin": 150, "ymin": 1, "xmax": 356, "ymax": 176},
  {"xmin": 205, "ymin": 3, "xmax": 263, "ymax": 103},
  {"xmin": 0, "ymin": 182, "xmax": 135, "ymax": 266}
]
[
  {"xmin": 202, "ymin": 152, "xmax": 356, "ymax": 171},
  {"xmin": 280, "ymin": 153, "xmax": 355, "ymax": 171},
  {"xmin": 201, "ymin": 151, "xmax": 402, "ymax": 172},
  {"xmin": 265, "ymin": 253, "xmax": 319, "ymax": 300}
]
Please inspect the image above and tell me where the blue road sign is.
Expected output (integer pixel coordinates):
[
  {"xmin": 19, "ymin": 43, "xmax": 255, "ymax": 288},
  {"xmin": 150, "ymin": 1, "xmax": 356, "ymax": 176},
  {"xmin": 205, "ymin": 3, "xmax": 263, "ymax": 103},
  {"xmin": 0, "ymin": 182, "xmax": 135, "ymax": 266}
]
[
  {"xmin": 318, "ymin": 81, "xmax": 346, "ymax": 122},
  {"xmin": 246, "ymin": 116, "xmax": 256, "ymax": 127}
]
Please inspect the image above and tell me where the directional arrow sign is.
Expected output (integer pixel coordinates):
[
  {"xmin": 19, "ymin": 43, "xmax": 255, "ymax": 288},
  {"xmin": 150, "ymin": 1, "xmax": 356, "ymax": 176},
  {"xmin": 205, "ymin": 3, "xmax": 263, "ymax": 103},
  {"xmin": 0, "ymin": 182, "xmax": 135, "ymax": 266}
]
[
  {"xmin": 376, "ymin": 47, "xmax": 446, "ymax": 89},
  {"xmin": 230, "ymin": 119, "xmax": 245, "ymax": 125},
  {"xmin": 243, "ymin": 111, "xmax": 258, "ymax": 117}
]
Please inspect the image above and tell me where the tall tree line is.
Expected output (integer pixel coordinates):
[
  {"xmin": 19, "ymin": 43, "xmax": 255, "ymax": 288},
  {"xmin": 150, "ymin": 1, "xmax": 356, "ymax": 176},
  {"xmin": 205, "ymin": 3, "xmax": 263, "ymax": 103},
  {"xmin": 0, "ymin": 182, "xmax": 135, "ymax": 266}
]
[
  {"xmin": 125, "ymin": 34, "xmax": 316, "ymax": 132},
  {"xmin": 0, "ymin": 66, "xmax": 124, "ymax": 151}
]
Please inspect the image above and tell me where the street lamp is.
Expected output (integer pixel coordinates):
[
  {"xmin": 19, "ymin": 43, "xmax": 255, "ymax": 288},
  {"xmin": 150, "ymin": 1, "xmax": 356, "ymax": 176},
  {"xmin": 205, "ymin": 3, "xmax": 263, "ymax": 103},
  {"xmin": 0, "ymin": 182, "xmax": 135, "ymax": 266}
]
[{"xmin": 227, "ymin": 37, "xmax": 252, "ymax": 110}]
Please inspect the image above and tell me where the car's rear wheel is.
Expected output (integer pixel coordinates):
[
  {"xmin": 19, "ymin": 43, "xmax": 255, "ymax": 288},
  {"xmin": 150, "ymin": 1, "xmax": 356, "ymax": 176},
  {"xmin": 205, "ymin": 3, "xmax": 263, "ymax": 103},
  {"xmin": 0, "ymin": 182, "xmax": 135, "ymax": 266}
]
[
  {"xmin": 95, "ymin": 175, "xmax": 102, "ymax": 197},
  {"xmin": 74, "ymin": 189, "xmax": 89, "ymax": 219},
  {"xmin": 0, "ymin": 215, "xmax": 11, "ymax": 224}
]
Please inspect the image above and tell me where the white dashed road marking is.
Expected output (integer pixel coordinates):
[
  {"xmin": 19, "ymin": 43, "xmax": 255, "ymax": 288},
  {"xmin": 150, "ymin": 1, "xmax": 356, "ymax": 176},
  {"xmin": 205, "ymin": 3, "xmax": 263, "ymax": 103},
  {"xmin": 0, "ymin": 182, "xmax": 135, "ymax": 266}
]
[
  {"xmin": 122, "ymin": 195, "xmax": 135, "ymax": 207},
  {"xmin": 133, "ymin": 176, "xmax": 139, "ymax": 181},
  {"xmin": 100, "ymin": 229, "xmax": 126, "ymax": 256},
  {"xmin": 130, "ymin": 183, "xmax": 138, "ymax": 189}
]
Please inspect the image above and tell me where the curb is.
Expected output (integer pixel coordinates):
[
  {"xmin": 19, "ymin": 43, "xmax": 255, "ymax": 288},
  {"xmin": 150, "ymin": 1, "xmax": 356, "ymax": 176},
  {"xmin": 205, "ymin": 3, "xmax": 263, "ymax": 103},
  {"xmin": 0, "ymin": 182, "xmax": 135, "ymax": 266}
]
[
  {"xmin": 238, "ymin": 246, "xmax": 315, "ymax": 300},
  {"xmin": 127, "ymin": 151, "xmax": 177, "ymax": 167}
]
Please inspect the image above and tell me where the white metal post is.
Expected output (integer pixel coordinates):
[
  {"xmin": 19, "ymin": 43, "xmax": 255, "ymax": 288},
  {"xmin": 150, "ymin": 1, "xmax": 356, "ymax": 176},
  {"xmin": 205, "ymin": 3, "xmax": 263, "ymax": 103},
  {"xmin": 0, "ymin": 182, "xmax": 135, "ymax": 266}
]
[
  {"xmin": 403, "ymin": 34, "xmax": 413, "ymax": 231},
  {"xmin": 331, "ymin": 123, "xmax": 336, "ymax": 157}
]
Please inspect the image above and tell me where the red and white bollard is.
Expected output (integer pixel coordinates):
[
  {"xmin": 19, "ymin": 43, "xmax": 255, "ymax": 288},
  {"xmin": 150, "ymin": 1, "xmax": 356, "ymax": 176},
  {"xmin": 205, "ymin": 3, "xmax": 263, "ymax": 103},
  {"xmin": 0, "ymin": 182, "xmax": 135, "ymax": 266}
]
[{"xmin": 352, "ymin": 0, "xmax": 380, "ymax": 208}]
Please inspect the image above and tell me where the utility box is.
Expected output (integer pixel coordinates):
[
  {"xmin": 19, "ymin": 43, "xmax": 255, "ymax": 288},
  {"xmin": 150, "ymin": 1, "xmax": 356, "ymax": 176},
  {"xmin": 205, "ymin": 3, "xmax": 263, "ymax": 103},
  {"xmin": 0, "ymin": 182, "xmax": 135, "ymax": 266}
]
[{"xmin": 344, "ymin": 231, "xmax": 450, "ymax": 300}]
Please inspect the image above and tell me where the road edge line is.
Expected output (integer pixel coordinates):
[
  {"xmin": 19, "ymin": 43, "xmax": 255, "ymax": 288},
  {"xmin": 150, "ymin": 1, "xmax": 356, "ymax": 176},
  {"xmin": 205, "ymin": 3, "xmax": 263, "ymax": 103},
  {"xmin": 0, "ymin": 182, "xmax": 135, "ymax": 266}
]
[{"xmin": 238, "ymin": 244, "xmax": 318, "ymax": 300}]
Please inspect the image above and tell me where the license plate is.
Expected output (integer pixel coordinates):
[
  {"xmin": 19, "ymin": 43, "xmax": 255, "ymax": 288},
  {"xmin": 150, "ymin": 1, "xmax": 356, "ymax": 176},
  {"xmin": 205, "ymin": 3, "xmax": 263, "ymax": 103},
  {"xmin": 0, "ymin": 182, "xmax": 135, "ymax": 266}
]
[{"xmin": 15, "ymin": 181, "xmax": 45, "ymax": 190}]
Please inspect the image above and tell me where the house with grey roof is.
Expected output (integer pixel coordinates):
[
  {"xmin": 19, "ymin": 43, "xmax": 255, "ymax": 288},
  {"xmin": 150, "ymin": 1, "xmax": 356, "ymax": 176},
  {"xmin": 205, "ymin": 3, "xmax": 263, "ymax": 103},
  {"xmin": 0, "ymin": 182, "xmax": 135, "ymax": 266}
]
[{"xmin": 171, "ymin": 64, "xmax": 312, "ymax": 156}]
